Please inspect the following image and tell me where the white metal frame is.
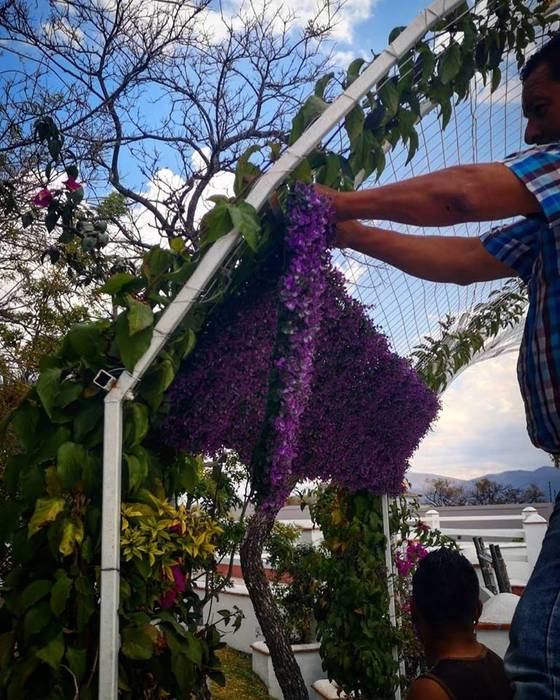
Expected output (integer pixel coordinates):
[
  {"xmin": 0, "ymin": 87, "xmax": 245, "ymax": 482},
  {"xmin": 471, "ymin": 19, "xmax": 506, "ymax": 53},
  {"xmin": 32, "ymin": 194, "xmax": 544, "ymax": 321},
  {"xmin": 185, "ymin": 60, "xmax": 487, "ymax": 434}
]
[{"xmin": 97, "ymin": 2, "xmax": 465, "ymax": 698}]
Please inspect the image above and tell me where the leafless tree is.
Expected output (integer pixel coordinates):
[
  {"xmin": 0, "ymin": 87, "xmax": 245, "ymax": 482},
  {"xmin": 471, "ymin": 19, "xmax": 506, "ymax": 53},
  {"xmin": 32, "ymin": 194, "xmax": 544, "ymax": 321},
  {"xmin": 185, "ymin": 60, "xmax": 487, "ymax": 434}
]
[{"xmin": 0, "ymin": 0, "xmax": 341, "ymax": 249}]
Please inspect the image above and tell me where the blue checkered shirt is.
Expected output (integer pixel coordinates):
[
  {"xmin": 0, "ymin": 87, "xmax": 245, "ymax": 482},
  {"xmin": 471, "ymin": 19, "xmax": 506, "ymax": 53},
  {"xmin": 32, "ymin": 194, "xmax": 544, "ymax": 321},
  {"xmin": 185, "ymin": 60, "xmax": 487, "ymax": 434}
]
[{"xmin": 481, "ymin": 144, "xmax": 560, "ymax": 454}]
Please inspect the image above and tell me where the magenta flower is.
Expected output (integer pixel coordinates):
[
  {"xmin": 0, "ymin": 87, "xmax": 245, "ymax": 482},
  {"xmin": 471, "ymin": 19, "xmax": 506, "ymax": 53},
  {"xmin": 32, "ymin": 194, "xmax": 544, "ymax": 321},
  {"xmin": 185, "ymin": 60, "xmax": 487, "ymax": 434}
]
[
  {"xmin": 171, "ymin": 565, "xmax": 186, "ymax": 593},
  {"xmin": 169, "ymin": 523, "xmax": 182, "ymax": 535},
  {"xmin": 63, "ymin": 178, "xmax": 82, "ymax": 192},
  {"xmin": 159, "ymin": 589, "xmax": 177, "ymax": 609},
  {"xmin": 395, "ymin": 552, "xmax": 414, "ymax": 577},
  {"xmin": 32, "ymin": 188, "xmax": 54, "ymax": 207}
]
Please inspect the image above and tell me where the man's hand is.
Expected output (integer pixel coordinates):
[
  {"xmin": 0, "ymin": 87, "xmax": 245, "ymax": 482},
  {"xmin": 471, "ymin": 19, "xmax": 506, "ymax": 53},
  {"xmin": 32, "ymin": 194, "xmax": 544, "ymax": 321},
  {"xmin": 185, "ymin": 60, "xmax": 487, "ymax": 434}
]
[{"xmin": 313, "ymin": 184, "xmax": 345, "ymax": 221}]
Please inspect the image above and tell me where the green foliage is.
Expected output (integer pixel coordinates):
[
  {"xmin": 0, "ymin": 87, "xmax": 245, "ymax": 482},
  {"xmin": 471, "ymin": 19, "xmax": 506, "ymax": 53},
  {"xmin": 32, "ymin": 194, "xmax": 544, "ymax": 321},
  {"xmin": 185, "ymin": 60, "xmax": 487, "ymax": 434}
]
[
  {"xmin": 310, "ymin": 488, "xmax": 399, "ymax": 698},
  {"xmin": 412, "ymin": 280, "xmax": 528, "ymax": 393},
  {"xmin": 309, "ymin": 488, "xmax": 457, "ymax": 698},
  {"xmin": 0, "ymin": 234, "xmax": 265, "ymax": 696},
  {"xmin": 263, "ymin": 1, "xmax": 557, "ymax": 193},
  {"xmin": 266, "ymin": 522, "xmax": 322, "ymax": 644}
]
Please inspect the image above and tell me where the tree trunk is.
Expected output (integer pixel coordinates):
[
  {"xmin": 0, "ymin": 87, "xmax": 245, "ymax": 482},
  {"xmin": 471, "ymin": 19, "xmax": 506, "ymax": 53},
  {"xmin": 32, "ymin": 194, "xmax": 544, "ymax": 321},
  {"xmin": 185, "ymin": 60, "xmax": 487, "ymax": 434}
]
[{"xmin": 240, "ymin": 504, "xmax": 309, "ymax": 700}]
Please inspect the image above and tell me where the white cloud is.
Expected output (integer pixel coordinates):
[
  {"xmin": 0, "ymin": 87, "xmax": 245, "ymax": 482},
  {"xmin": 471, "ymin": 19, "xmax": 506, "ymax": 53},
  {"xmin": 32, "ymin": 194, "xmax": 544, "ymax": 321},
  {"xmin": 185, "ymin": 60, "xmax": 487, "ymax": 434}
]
[
  {"xmin": 132, "ymin": 154, "xmax": 235, "ymax": 246},
  {"xmin": 410, "ymin": 352, "xmax": 547, "ymax": 479}
]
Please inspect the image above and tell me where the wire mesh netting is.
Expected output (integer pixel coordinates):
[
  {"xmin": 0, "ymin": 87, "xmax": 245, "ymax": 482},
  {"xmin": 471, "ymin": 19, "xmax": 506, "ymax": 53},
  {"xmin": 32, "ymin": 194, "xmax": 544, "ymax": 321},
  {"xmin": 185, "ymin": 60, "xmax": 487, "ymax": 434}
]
[{"xmin": 327, "ymin": 0, "xmax": 557, "ymax": 364}]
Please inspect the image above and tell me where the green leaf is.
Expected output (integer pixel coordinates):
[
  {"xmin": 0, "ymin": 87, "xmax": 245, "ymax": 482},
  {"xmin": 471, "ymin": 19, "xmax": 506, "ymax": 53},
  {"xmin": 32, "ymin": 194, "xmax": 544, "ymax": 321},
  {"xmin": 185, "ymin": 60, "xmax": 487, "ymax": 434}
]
[
  {"xmin": 315, "ymin": 72, "xmax": 334, "ymax": 98},
  {"xmin": 124, "ymin": 449, "xmax": 149, "ymax": 493},
  {"xmin": 50, "ymin": 573, "xmax": 72, "ymax": 616},
  {"xmin": 491, "ymin": 66, "xmax": 502, "ymax": 93},
  {"xmin": 346, "ymin": 58, "xmax": 366, "ymax": 87},
  {"xmin": 124, "ymin": 403, "xmax": 149, "ymax": 447},
  {"xmin": 289, "ymin": 95, "xmax": 328, "ymax": 144},
  {"xmin": 199, "ymin": 203, "xmax": 233, "ymax": 246},
  {"xmin": 98, "ymin": 272, "xmax": 144, "ymax": 296},
  {"xmin": 171, "ymin": 652, "xmax": 195, "ymax": 693},
  {"xmin": 62, "ymin": 322, "xmax": 105, "ymax": 363},
  {"xmin": 21, "ymin": 580, "xmax": 52, "ymax": 610},
  {"xmin": 28, "ymin": 497, "xmax": 66, "ymax": 537},
  {"xmin": 55, "ymin": 380, "xmax": 83, "ymax": 408},
  {"xmin": 228, "ymin": 201, "xmax": 261, "ymax": 251},
  {"xmin": 388, "ymin": 26, "xmax": 406, "ymax": 43},
  {"xmin": 233, "ymin": 145, "xmax": 261, "ymax": 197},
  {"xmin": 439, "ymin": 42, "xmax": 462, "ymax": 84},
  {"xmin": 125, "ymin": 296, "xmax": 154, "ymax": 336},
  {"xmin": 66, "ymin": 165, "xmax": 79, "ymax": 179},
  {"xmin": 59, "ymin": 517, "xmax": 84, "ymax": 556},
  {"xmin": 11, "ymin": 402, "xmax": 40, "ymax": 453},
  {"xmin": 344, "ymin": 106, "xmax": 364, "ymax": 146},
  {"xmin": 31, "ymin": 426, "xmax": 70, "ymax": 464},
  {"xmin": 170, "ymin": 237, "xmax": 185, "ymax": 253},
  {"xmin": 142, "ymin": 246, "xmax": 173, "ymax": 282},
  {"xmin": 121, "ymin": 624, "xmax": 157, "ymax": 660},
  {"xmin": 115, "ymin": 312, "xmax": 153, "ymax": 372},
  {"xmin": 139, "ymin": 359, "xmax": 175, "ymax": 411},
  {"xmin": 36, "ymin": 368, "xmax": 62, "ymax": 419},
  {"xmin": 23, "ymin": 601, "xmax": 51, "ymax": 641},
  {"xmin": 36, "ymin": 632, "xmax": 64, "ymax": 670},
  {"xmin": 66, "ymin": 647, "xmax": 86, "ymax": 681},
  {"xmin": 57, "ymin": 442, "xmax": 87, "ymax": 489},
  {"xmin": 71, "ymin": 186, "xmax": 84, "ymax": 205},
  {"xmin": 378, "ymin": 79, "xmax": 399, "ymax": 118},
  {"xmin": 0, "ymin": 632, "xmax": 14, "ymax": 670},
  {"xmin": 73, "ymin": 401, "xmax": 103, "ymax": 442}
]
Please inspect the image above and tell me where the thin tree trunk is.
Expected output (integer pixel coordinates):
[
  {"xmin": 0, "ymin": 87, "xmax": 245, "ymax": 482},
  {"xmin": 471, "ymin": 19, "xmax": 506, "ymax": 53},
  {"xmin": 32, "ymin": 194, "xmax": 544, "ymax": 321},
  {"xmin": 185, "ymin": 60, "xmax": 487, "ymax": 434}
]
[{"xmin": 240, "ymin": 504, "xmax": 309, "ymax": 700}]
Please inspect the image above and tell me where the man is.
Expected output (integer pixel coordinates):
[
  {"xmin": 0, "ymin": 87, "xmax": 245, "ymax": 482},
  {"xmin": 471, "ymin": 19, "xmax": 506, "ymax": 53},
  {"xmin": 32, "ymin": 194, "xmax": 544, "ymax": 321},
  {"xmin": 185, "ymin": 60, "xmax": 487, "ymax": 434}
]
[
  {"xmin": 317, "ymin": 35, "xmax": 560, "ymax": 700},
  {"xmin": 407, "ymin": 548, "xmax": 512, "ymax": 700}
]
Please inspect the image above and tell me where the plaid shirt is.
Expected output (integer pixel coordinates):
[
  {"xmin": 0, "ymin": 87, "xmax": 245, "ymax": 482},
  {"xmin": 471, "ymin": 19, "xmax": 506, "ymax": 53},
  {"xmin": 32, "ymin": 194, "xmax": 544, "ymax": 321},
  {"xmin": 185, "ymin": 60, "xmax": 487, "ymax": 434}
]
[{"xmin": 481, "ymin": 144, "xmax": 560, "ymax": 454}]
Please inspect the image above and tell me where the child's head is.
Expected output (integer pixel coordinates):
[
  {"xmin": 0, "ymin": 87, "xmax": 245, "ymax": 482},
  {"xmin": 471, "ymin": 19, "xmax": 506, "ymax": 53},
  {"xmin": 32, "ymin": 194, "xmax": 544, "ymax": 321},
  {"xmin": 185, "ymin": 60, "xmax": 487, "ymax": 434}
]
[{"xmin": 411, "ymin": 548, "xmax": 482, "ymax": 641}]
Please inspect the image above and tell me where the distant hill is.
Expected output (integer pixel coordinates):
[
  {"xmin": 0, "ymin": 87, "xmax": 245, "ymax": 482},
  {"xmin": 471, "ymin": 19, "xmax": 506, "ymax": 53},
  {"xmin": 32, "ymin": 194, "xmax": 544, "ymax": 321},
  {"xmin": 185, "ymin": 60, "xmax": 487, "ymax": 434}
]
[{"xmin": 407, "ymin": 466, "xmax": 560, "ymax": 502}]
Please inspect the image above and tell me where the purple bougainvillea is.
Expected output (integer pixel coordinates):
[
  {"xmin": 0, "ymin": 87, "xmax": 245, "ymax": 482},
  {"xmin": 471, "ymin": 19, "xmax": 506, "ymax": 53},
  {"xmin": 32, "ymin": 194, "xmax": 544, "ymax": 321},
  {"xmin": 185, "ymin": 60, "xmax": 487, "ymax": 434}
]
[{"xmin": 164, "ymin": 184, "xmax": 439, "ymax": 503}]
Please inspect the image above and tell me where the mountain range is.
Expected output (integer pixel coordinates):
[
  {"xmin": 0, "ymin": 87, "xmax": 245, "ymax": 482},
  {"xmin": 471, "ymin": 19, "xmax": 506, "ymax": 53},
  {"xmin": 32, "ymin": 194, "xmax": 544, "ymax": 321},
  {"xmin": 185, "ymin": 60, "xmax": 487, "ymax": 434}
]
[{"xmin": 407, "ymin": 466, "xmax": 560, "ymax": 502}]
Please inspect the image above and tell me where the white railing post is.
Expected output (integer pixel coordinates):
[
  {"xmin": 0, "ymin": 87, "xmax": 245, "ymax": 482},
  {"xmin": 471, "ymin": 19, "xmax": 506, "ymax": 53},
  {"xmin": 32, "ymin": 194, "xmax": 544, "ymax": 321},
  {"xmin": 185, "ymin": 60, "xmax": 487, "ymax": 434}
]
[
  {"xmin": 522, "ymin": 512, "xmax": 548, "ymax": 572},
  {"xmin": 521, "ymin": 506, "xmax": 537, "ymax": 522},
  {"xmin": 425, "ymin": 509, "xmax": 440, "ymax": 530}
]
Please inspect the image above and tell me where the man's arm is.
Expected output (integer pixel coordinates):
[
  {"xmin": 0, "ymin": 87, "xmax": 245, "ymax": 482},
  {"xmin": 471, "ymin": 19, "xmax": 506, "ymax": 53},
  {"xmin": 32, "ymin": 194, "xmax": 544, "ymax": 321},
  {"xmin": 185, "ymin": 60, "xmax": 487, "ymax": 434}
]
[
  {"xmin": 320, "ymin": 163, "xmax": 541, "ymax": 226},
  {"xmin": 407, "ymin": 677, "xmax": 451, "ymax": 700},
  {"xmin": 338, "ymin": 220, "xmax": 515, "ymax": 285}
]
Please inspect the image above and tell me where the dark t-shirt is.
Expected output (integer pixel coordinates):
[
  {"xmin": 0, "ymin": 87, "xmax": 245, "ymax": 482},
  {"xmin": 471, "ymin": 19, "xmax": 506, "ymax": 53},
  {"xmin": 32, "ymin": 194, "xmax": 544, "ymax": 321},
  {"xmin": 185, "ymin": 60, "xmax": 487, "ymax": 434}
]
[{"xmin": 418, "ymin": 646, "xmax": 514, "ymax": 700}]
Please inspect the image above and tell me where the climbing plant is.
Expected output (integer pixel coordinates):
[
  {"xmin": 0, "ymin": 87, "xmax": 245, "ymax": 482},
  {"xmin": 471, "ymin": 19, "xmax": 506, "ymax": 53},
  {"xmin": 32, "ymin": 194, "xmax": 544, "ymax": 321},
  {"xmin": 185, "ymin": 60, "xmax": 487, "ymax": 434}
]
[{"xmin": 0, "ymin": 2, "xmax": 555, "ymax": 699}]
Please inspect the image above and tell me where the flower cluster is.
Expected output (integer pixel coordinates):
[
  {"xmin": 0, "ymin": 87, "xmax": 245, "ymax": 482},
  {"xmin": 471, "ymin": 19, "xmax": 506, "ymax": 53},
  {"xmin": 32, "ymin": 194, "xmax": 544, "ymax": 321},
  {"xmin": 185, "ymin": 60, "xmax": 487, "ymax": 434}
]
[
  {"xmin": 395, "ymin": 540, "xmax": 429, "ymax": 578},
  {"xmin": 164, "ymin": 185, "xmax": 439, "ymax": 502},
  {"xmin": 265, "ymin": 184, "xmax": 334, "ymax": 496},
  {"xmin": 160, "ymin": 564, "xmax": 187, "ymax": 609},
  {"xmin": 32, "ymin": 177, "xmax": 82, "ymax": 208}
]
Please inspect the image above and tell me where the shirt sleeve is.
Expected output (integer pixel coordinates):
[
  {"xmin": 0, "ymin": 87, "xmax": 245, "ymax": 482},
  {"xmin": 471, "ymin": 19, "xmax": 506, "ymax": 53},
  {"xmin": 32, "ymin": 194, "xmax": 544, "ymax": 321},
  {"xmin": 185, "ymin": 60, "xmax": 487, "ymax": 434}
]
[
  {"xmin": 504, "ymin": 144, "xmax": 560, "ymax": 228},
  {"xmin": 480, "ymin": 217, "xmax": 541, "ymax": 284}
]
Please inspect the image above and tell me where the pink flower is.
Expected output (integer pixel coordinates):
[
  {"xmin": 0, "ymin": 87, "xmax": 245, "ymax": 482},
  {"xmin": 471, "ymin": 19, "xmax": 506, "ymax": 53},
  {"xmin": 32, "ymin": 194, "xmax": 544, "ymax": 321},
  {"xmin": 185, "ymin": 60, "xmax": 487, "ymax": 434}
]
[
  {"xmin": 395, "ymin": 551, "xmax": 414, "ymax": 577},
  {"xmin": 416, "ymin": 520, "xmax": 430, "ymax": 532},
  {"xmin": 63, "ymin": 178, "xmax": 82, "ymax": 192},
  {"xmin": 159, "ymin": 589, "xmax": 177, "ymax": 609},
  {"xmin": 171, "ymin": 565, "xmax": 186, "ymax": 593},
  {"xmin": 32, "ymin": 188, "xmax": 54, "ymax": 207}
]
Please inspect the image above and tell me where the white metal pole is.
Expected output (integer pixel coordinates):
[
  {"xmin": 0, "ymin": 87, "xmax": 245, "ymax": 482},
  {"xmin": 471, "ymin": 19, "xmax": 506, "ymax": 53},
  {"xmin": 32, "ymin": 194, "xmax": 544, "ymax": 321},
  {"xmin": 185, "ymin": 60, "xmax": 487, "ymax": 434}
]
[
  {"xmin": 99, "ymin": 388, "xmax": 125, "ymax": 700},
  {"xmin": 97, "ymin": 2, "xmax": 465, "ymax": 698},
  {"xmin": 382, "ymin": 494, "xmax": 404, "ymax": 700}
]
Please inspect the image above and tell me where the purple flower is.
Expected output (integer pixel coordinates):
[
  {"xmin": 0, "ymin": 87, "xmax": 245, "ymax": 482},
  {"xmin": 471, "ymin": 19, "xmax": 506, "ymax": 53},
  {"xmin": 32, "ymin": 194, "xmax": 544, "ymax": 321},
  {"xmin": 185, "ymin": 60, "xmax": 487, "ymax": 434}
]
[
  {"xmin": 32, "ymin": 188, "xmax": 54, "ymax": 207},
  {"xmin": 159, "ymin": 589, "xmax": 177, "ymax": 609},
  {"xmin": 172, "ymin": 565, "xmax": 186, "ymax": 593},
  {"xmin": 164, "ymin": 184, "xmax": 439, "ymax": 504}
]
